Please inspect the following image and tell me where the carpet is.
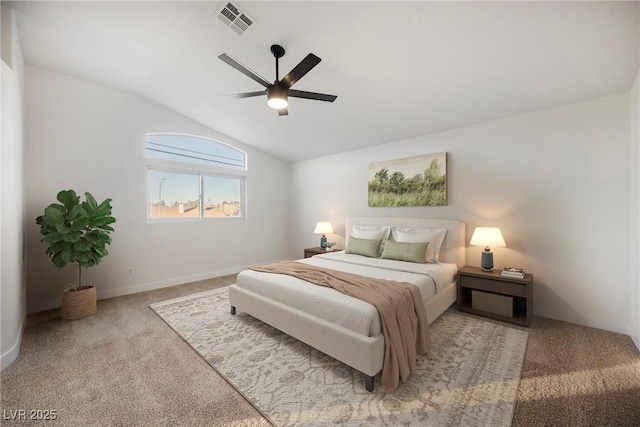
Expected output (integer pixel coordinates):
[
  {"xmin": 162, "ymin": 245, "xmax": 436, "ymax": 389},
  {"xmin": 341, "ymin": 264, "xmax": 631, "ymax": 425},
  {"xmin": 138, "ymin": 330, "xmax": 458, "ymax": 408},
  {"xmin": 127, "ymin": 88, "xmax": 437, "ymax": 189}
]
[{"xmin": 150, "ymin": 287, "xmax": 528, "ymax": 427}]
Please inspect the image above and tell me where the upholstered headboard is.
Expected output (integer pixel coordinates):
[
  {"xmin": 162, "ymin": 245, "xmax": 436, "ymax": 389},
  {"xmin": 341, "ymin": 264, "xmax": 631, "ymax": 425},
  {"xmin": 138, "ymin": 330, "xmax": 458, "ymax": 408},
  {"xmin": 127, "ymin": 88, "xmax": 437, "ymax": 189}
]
[{"xmin": 345, "ymin": 216, "xmax": 466, "ymax": 269}]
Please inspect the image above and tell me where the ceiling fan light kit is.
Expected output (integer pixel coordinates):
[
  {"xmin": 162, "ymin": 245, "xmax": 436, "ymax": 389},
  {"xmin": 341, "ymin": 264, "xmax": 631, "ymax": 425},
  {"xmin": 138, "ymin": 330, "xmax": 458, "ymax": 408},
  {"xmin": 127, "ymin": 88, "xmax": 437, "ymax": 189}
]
[
  {"xmin": 219, "ymin": 44, "xmax": 337, "ymax": 116},
  {"xmin": 267, "ymin": 85, "xmax": 288, "ymax": 109}
]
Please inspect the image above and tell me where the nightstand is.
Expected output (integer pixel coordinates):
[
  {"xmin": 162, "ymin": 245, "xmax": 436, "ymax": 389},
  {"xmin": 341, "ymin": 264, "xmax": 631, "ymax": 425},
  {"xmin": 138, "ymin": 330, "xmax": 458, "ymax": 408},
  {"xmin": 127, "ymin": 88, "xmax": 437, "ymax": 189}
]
[
  {"xmin": 457, "ymin": 266, "xmax": 533, "ymax": 326},
  {"xmin": 304, "ymin": 247, "xmax": 328, "ymax": 258}
]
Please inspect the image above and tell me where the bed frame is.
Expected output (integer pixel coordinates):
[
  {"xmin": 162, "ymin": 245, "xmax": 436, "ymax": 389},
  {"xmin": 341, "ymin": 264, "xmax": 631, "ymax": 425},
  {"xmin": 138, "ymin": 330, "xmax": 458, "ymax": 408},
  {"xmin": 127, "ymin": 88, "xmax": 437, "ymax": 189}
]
[{"xmin": 229, "ymin": 216, "xmax": 466, "ymax": 392}]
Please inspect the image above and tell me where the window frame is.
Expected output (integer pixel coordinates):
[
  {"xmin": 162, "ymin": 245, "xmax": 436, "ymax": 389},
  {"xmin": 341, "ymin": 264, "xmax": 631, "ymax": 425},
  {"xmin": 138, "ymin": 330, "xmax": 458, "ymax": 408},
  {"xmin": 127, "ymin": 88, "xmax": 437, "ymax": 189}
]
[{"xmin": 145, "ymin": 133, "xmax": 247, "ymax": 222}]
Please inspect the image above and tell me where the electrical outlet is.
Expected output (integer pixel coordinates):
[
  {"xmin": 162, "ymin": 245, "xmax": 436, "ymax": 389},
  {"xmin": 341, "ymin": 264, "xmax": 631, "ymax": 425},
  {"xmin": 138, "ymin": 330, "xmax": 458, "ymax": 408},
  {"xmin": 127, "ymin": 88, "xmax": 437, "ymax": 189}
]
[{"xmin": 127, "ymin": 268, "xmax": 134, "ymax": 277}]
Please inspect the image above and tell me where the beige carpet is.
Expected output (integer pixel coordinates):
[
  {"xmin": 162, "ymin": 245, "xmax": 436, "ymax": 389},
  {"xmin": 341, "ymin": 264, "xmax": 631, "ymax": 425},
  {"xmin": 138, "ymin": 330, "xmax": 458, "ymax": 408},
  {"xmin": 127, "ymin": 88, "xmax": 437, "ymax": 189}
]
[
  {"xmin": 150, "ymin": 287, "xmax": 528, "ymax": 426},
  {"xmin": 512, "ymin": 316, "xmax": 640, "ymax": 426},
  {"xmin": 0, "ymin": 276, "xmax": 270, "ymax": 427},
  {"xmin": 2, "ymin": 275, "xmax": 639, "ymax": 426}
]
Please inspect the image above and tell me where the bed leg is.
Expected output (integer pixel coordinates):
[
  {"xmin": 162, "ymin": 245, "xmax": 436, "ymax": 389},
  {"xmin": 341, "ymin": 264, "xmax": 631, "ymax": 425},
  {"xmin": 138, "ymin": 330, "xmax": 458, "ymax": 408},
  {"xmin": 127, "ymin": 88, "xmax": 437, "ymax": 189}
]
[
  {"xmin": 365, "ymin": 375, "xmax": 374, "ymax": 392},
  {"xmin": 230, "ymin": 306, "xmax": 236, "ymax": 315}
]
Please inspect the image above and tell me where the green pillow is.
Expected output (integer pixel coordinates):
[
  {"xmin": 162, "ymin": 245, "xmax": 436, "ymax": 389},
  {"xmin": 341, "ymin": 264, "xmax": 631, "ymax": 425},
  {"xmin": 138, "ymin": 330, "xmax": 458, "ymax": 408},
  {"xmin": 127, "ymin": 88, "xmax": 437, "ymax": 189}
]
[
  {"xmin": 380, "ymin": 240, "xmax": 428, "ymax": 264},
  {"xmin": 345, "ymin": 236, "xmax": 382, "ymax": 258}
]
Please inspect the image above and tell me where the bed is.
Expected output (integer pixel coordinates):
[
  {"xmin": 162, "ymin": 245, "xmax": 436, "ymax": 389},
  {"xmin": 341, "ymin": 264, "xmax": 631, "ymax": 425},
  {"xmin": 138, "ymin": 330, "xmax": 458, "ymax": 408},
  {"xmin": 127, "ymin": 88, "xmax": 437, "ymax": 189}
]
[{"xmin": 228, "ymin": 216, "xmax": 465, "ymax": 391}]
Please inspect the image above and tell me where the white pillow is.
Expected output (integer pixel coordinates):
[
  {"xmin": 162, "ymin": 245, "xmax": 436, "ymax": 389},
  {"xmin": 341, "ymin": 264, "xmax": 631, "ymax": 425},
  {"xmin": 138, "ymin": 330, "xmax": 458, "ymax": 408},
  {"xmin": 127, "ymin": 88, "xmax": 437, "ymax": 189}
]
[
  {"xmin": 391, "ymin": 227, "xmax": 447, "ymax": 263},
  {"xmin": 351, "ymin": 225, "xmax": 391, "ymax": 241}
]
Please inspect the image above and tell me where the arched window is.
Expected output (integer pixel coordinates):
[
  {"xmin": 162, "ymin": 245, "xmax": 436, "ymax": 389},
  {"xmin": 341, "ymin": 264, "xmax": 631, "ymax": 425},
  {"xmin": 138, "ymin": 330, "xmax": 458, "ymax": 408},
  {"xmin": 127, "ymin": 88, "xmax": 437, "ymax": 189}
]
[{"xmin": 145, "ymin": 134, "xmax": 246, "ymax": 220}]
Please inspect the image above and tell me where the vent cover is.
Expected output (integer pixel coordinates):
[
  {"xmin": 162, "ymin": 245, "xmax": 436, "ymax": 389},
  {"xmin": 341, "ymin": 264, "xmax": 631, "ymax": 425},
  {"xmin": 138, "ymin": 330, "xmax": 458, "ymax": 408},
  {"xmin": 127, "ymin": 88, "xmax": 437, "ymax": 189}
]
[{"xmin": 216, "ymin": 2, "xmax": 254, "ymax": 35}]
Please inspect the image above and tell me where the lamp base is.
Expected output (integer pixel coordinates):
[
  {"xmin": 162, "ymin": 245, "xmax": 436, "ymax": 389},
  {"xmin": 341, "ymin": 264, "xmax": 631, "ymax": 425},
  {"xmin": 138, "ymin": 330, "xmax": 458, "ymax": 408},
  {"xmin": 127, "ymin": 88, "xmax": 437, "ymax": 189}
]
[
  {"xmin": 480, "ymin": 250, "xmax": 494, "ymax": 271},
  {"xmin": 320, "ymin": 235, "xmax": 327, "ymax": 248}
]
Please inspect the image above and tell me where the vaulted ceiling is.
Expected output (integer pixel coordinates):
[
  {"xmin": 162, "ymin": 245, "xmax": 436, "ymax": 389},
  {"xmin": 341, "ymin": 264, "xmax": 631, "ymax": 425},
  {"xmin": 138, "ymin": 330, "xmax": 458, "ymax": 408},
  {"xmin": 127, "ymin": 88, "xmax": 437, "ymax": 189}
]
[{"xmin": 8, "ymin": 1, "xmax": 639, "ymax": 162}]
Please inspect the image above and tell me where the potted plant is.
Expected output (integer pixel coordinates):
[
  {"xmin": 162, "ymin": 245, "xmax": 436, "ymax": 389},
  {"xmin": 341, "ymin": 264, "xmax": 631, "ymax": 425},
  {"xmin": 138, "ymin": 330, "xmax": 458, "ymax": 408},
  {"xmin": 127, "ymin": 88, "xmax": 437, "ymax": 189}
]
[{"xmin": 36, "ymin": 190, "xmax": 115, "ymax": 320}]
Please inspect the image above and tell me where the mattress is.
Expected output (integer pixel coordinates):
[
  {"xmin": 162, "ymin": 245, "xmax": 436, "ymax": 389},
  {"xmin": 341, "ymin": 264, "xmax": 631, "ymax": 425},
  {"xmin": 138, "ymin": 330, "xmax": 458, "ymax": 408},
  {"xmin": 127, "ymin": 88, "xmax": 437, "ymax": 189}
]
[{"xmin": 236, "ymin": 251, "xmax": 458, "ymax": 337}]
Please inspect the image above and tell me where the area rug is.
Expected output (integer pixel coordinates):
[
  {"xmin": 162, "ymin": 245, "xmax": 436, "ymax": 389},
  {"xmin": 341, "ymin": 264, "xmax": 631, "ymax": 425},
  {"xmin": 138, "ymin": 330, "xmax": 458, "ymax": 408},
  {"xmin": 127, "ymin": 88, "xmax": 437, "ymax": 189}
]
[{"xmin": 150, "ymin": 287, "xmax": 528, "ymax": 427}]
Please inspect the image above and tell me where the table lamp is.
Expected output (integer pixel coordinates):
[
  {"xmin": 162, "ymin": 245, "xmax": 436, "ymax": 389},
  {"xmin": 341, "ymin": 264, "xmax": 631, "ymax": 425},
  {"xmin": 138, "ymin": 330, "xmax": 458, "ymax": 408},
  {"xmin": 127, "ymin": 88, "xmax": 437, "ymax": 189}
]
[
  {"xmin": 314, "ymin": 222, "xmax": 333, "ymax": 248},
  {"xmin": 470, "ymin": 227, "xmax": 506, "ymax": 271}
]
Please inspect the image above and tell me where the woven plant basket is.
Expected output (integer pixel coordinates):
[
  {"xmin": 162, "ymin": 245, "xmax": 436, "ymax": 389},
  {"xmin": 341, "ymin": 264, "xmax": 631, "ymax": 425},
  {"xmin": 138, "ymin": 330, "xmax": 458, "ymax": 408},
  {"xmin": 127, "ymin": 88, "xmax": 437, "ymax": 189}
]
[{"xmin": 61, "ymin": 285, "xmax": 97, "ymax": 320}]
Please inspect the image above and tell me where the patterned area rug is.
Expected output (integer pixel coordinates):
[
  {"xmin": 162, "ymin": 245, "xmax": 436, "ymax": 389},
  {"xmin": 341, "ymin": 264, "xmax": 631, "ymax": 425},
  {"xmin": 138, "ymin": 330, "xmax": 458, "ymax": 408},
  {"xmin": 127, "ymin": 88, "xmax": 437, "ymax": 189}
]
[{"xmin": 150, "ymin": 287, "xmax": 528, "ymax": 427}]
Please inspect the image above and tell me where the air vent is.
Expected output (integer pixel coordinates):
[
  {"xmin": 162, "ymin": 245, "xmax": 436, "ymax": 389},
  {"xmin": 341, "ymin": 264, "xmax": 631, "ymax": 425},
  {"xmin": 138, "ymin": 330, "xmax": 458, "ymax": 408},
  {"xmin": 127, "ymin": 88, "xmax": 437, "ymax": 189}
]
[{"xmin": 216, "ymin": 2, "xmax": 254, "ymax": 35}]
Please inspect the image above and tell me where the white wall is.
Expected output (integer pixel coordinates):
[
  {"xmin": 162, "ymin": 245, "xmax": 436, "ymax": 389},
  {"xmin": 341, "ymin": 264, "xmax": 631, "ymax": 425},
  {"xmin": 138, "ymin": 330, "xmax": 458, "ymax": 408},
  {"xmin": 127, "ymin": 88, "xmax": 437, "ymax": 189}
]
[
  {"xmin": 1, "ymin": 5, "xmax": 27, "ymax": 370},
  {"xmin": 290, "ymin": 94, "xmax": 631, "ymax": 335},
  {"xmin": 630, "ymin": 68, "xmax": 640, "ymax": 349},
  {"xmin": 24, "ymin": 66, "xmax": 290, "ymax": 312}
]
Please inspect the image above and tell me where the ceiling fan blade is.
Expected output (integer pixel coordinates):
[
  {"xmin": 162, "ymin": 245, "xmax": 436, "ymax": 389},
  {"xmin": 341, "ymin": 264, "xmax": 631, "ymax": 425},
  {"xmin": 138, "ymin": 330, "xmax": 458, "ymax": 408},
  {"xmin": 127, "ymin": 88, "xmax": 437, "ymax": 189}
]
[
  {"xmin": 218, "ymin": 53, "xmax": 271, "ymax": 88},
  {"xmin": 222, "ymin": 91, "xmax": 266, "ymax": 99},
  {"xmin": 288, "ymin": 89, "xmax": 337, "ymax": 102},
  {"xmin": 278, "ymin": 108, "xmax": 289, "ymax": 116},
  {"xmin": 280, "ymin": 54, "xmax": 321, "ymax": 88}
]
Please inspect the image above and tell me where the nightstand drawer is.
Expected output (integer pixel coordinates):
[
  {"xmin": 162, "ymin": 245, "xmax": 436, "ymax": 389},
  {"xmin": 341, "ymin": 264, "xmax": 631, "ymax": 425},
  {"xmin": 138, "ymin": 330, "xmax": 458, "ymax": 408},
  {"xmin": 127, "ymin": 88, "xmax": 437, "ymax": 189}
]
[
  {"xmin": 459, "ymin": 275, "xmax": 527, "ymax": 297},
  {"xmin": 304, "ymin": 247, "xmax": 326, "ymax": 258}
]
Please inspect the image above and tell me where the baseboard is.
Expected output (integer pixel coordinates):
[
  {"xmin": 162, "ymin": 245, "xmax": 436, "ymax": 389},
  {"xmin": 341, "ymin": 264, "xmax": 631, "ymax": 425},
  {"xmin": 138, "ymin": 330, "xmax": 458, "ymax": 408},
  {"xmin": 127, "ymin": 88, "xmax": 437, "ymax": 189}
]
[
  {"xmin": 1, "ymin": 311, "xmax": 27, "ymax": 371},
  {"xmin": 102, "ymin": 265, "xmax": 249, "ymax": 300},
  {"xmin": 27, "ymin": 261, "xmax": 282, "ymax": 314}
]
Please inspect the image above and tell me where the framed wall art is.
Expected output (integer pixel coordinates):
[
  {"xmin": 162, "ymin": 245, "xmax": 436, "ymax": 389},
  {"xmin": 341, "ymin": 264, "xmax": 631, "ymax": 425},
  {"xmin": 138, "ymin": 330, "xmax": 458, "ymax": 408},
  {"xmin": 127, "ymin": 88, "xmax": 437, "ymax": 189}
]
[{"xmin": 368, "ymin": 152, "xmax": 447, "ymax": 207}]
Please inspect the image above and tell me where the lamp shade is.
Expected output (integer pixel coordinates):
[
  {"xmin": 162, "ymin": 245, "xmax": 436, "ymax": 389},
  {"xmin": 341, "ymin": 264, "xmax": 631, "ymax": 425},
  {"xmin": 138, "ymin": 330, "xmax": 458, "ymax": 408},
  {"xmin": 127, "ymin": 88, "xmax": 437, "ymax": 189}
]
[
  {"xmin": 469, "ymin": 227, "xmax": 506, "ymax": 247},
  {"xmin": 314, "ymin": 222, "xmax": 334, "ymax": 235}
]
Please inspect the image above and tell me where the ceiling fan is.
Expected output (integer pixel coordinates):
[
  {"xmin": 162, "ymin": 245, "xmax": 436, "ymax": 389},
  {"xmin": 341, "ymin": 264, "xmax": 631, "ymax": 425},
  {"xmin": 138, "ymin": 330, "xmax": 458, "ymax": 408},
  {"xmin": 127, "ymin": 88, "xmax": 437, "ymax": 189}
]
[{"xmin": 218, "ymin": 44, "xmax": 337, "ymax": 116}]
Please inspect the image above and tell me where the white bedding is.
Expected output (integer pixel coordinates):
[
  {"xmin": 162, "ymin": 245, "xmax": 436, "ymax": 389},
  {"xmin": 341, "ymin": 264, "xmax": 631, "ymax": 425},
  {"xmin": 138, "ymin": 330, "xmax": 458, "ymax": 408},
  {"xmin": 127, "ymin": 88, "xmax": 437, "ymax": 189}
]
[{"xmin": 236, "ymin": 251, "xmax": 458, "ymax": 337}]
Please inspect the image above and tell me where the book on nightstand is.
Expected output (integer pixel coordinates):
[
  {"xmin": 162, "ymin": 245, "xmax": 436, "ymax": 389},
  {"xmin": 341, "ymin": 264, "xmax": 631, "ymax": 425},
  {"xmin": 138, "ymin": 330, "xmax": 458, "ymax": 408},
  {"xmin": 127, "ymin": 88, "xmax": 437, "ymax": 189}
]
[{"xmin": 501, "ymin": 267, "xmax": 525, "ymax": 279}]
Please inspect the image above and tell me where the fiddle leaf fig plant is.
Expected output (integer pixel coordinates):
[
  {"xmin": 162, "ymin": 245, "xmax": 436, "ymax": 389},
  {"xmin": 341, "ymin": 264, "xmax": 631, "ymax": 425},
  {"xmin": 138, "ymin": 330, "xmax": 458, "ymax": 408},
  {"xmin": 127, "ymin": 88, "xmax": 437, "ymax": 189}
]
[{"xmin": 36, "ymin": 190, "xmax": 115, "ymax": 290}]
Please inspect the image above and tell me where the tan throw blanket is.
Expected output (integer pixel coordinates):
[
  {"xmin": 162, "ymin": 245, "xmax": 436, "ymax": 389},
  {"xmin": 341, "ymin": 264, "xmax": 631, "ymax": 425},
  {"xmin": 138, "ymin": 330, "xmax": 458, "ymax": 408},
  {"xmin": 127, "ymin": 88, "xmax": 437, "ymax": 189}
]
[{"xmin": 250, "ymin": 261, "xmax": 430, "ymax": 392}]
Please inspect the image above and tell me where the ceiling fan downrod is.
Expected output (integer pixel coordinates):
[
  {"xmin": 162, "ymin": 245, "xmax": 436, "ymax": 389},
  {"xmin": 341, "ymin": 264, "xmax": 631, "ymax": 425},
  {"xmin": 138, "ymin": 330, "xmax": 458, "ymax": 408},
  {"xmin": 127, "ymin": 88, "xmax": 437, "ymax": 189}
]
[{"xmin": 270, "ymin": 44, "xmax": 285, "ymax": 82}]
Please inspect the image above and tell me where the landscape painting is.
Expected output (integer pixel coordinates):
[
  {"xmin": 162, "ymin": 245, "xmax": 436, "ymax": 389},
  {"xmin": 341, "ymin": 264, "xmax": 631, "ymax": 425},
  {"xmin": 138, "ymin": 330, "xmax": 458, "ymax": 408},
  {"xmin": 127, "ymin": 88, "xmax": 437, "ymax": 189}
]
[{"xmin": 368, "ymin": 152, "xmax": 447, "ymax": 207}]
